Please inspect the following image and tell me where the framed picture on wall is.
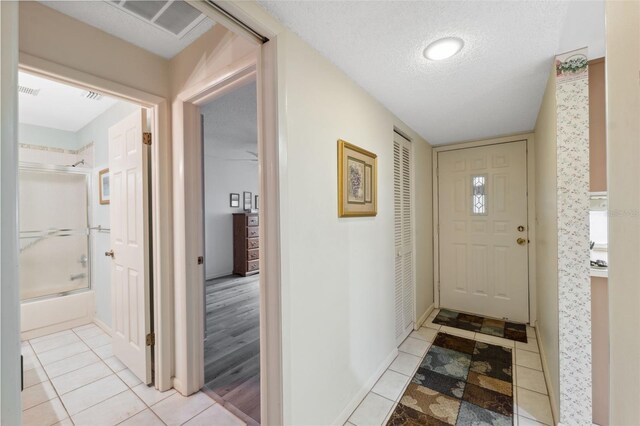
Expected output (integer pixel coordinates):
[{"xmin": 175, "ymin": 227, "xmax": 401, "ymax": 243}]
[
  {"xmin": 255, "ymin": 195, "xmax": 259, "ymax": 209},
  {"xmin": 338, "ymin": 139, "xmax": 377, "ymax": 217},
  {"xmin": 230, "ymin": 193, "xmax": 240, "ymax": 208},
  {"xmin": 243, "ymin": 192, "xmax": 252, "ymax": 211},
  {"xmin": 99, "ymin": 168, "xmax": 110, "ymax": 205}
]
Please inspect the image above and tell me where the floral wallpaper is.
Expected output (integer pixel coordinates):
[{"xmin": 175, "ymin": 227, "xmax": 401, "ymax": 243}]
[{"xmin": 555, "ymin": 47, "xmax": 592, "ymax": 424}]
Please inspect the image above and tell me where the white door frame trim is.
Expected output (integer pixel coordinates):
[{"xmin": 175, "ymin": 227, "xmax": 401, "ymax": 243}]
[
  {"xmin": 177, "ymin": 4, "xmax": 284, "ymax": 424},
  {"xmin": 172, "ymin": 44, "xmax": 283, "ymax": 425},
  {"xmin": 172, "ymin": 53, "xmax": 256, "ymax": 398},
  {"xmin": 432, "ymin": 133, "xmax": 537, "ymax": 324},
  {"xmin": 17, "ymin": 53, "xmax": 174, "ymax": 391}
]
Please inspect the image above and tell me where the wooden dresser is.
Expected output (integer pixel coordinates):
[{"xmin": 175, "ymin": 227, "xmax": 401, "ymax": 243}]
[{"xmin": 232, "ymin": 213, "xmax": 260, "ymax": 276}]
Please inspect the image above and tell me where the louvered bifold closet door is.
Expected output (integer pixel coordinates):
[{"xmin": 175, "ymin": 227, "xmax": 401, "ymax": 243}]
[
  {"xmin": 401, "ymin": 142, "xmax": 414, "ymax": 333},
  {"xmin": 394, "ymin": 140, "xmax": 404, "ymax": 340},
  {"xmin": 394, "ymin": 133, "xmax": 414, "ymax": 343}
]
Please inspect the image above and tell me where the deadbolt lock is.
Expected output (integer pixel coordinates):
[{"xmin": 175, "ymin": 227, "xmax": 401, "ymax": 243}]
[
  {"xmin": 517, "ymin": 225, "xmax": 525, "ymax": 232},
  {"xmin": 516, "ymin": 238, "xmax": 528, "ymax": 246}
]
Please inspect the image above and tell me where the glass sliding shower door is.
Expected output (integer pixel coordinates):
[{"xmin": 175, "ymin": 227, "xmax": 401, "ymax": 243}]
[{"xmin": 19, "ymin": 166, "xmax": 91, "ymax": 301}]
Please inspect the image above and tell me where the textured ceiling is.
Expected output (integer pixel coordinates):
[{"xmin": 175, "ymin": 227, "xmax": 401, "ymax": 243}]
[
  {"xmin": 40, "ymin": 1, "xmax": 214, "ymax": 59},
  {"xmin": 19, "ymin": 71, "xmax": 119, "ymax": 132},
  {"xmin": 258, "ymin": 1, "xmax": 604, "ymax": 145},
  {"xmin": 201, "ymin": 81, "xmax": 258, "ymax": 161}
]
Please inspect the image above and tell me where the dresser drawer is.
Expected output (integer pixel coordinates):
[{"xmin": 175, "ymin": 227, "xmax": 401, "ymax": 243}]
[
  {"xmin": 247, "ymin": 249, "xmax": 259, "ymax": 261},
  {"xmin": 247, "ymin": 260, "xmax": 259, "ymax": 272},
  {"xmin": 247, "ymin": 226, "xmax": 259, "ymax": 238},
  {"xmin": 247, "ymin": 238, "xmax": 259, "ymax": 250},
  {"xmin": 247, "ymin": 215, "xmax": 259, "ymax": 227}
]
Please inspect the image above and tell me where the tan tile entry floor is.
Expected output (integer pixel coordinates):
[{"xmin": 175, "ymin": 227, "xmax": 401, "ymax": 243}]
[{"xmin": 347, "ymin": 309, "xmax": 554, "ymax": 426}]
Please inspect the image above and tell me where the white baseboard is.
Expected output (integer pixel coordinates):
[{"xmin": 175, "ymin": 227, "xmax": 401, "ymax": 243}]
[
  {"xmin": 205, "ymin": 271, "xmax": 233, "ymax": 281},
  {"xmin": 416, "ymin": 303, "xmax": 435, "ymax": 329},
  {"xmin": 334, "ymin": 348, "xmax": 399, "ymax": 426},
  {"xmin": 557, "ymin": 423, "xmax": 599, "ymax": 426},
  {"xmin": 93, "ymin": 317, "xmax": 113, "ymax": 337},
  {"xmin": 173, "ymin": 377, "xmax": 192, "ymax": 396},
  {"xmin": 535, "ymin": 322, "xmax": 559, "ymax": 425}
]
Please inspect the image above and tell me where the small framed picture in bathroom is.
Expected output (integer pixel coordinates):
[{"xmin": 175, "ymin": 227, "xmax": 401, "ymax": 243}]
[{"xmin": 99, "ymin": 168, "xmax": 110, "ymax": 205}]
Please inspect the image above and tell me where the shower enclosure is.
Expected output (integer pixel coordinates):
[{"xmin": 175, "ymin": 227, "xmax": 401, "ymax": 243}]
[{"xmin": 19, "ymin": 163, "xmax": 92, "ymax": 301}]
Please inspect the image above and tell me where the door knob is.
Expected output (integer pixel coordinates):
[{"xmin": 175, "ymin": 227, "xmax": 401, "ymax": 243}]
[
  {"xmin": 105, "ymin": 249, "xmax": 115, "ymax": 258},
  {"xmin": 516, "ymin": 238, "xmax": 527, "ymax": 246}
]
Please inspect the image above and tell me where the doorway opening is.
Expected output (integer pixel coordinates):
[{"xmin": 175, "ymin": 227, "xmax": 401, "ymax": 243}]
[
  {"xmin": 18, "ymin": 70, "xmax": 156, "ymax": 422},
  {"xmin": 199, "ymin": 79, "xmax": 261, "ymax": 424}
]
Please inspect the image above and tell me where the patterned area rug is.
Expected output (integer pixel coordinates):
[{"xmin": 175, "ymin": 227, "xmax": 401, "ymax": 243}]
[
  {"xmin": 387, "ymin": 333, "xmax": 514, "ymax": 426},
  {"xmin": 432, "ymin": 309, "xmax": 527, "ymax": 343}
]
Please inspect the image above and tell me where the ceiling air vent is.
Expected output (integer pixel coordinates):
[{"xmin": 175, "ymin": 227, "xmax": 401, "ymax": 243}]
[
  {"xmin": 18, "ymin": 86, "xmax": 40, "ymax": 96},
  {"xmin": 83, "ymin": 91, "xmax": 104, "ymax": 101},
  {"xmin": 109, "ymin": 0, "xmax": 207, "ymax": 38}
]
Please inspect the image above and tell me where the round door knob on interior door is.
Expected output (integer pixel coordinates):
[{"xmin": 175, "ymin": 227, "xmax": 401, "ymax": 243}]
[
  {"xmin": 105, "ymin": 249, "xmax": 115, "ymax": 258},
  {"xmin": 516, "ymin": 238, "xmax": 527, "ymax": 246}
]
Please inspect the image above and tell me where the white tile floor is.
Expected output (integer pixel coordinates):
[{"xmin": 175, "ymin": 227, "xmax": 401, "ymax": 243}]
[
  {"xmin": 21, "ymin": 323, "xmax": 246, "ymax": 426},
  {"xmin": 346, "ymin": 309, "xmax": 555, "ymax": 426}
]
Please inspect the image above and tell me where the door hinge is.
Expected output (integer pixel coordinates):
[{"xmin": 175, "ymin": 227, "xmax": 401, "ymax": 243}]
[
  {"xmin": 143, "ymin": 132, "xmax": 152, "ymax": 146},
  {"xmin": 146, "ymin": 332, "xmax": 155, "ymax": 346}
]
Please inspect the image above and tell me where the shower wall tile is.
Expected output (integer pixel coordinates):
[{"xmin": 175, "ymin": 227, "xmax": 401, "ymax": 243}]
[{"xmin": 19, "ymin": 142, "xmax": 94, "ymax": 168}]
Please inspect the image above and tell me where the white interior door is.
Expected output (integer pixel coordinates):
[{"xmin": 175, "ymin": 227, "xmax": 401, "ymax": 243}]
[
  {"xmin": 108, "ymin": 109, "xmax": 152, "ymax": 384},
  {"xmin": 438, "ymin": 141, "xmax": 529, "ymax": 323},
  {"xmin": 394, "ymin": 132, "xmax": 414, "ymax": 343}
]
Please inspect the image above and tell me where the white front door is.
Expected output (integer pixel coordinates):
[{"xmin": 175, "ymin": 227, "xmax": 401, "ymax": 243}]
[
  {"xmin": 394, "ymin": 132, "xmax": 414, "ymax": 343},
  {"xmin": 108, "ymin": 109, "xmax": 152, "ymax": 384},
  {"xmin": 438, "ymin": 141, "xmax": 529, "ymax": 322}
]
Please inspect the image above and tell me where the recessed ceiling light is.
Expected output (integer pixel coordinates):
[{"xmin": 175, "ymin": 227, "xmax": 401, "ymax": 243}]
[{"xmin": 424, "ymin": 37, "xmax": 464, "ymax": 61}]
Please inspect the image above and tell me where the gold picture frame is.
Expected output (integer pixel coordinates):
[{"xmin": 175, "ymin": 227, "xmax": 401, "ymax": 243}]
[
  {"xmin": 338, "ymin": 139, "xmax": 377, "ymax": 217},
  {"xmin": 99, "ymin": 168, "xmax": 110, "ymax": 205}
]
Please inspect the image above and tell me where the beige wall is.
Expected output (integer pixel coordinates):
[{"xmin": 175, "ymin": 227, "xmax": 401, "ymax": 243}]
[
  {"xmin": 533, "ymin": 66, "xmax": 560, "ymax": 420},
  {"xmin": 606, "ymin": 1, "xmax": 640, "ymax": 424},
  {"xmin": 276, "ymin": 31, "xmax": 433, "ymax": 425},
  {"xmin": 589, "ymin": 59, "xmax": 606, "ymax": 192},
  {"xmin": 169, "ymin": 24, "xmax": 256, "ymax": 98},
  {"xmin": 19, "ymin": 2, "xmax": 170, "ymax": 98},
  {"xmin": 415, "ymin": 140, "xmax": 434, "ymax": 321},
  {"xmin": 591, "ymin": 276, "xmax": 609, "ymax": 425}
]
